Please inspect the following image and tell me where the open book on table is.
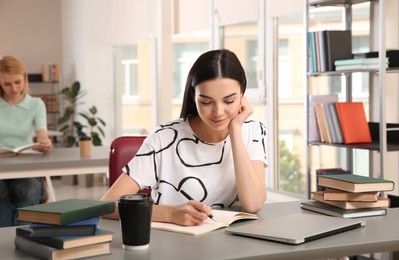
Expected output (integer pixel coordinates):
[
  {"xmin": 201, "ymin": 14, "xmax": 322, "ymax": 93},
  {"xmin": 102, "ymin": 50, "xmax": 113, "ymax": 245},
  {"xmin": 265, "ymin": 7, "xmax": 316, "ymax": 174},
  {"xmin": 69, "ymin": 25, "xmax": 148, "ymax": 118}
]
[
  {"xmin": 151, "ymin": 209, "xmax": 259, "ymax": 236},
  {"xmin": 0, "ymin": 143, "xmax": 42, "ymax": 156}
]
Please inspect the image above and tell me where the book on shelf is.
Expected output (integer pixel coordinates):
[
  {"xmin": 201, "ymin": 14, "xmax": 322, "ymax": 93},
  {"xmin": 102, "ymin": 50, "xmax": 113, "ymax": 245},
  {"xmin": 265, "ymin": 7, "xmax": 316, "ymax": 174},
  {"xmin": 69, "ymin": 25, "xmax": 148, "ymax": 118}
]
[
  {"xmin": 327, "ymin": 103, "xmax": 344, "ymax": 143},
  {"xmin": 14, "ymin": 236, "xmax": 111, "ymax": 260},
  {"xmin": 318, "ymin": 174, "xmax": 395, "ymax": 193},
  {"xmin": 353, "ymin": 50, "xmax": 399, "ymax": 68},
  {"xmin": 323, "ymin": 103, "xmax": 338, "ymax": 143},
  {"xmin": 0, "ymin": 143, "xmax": 42, "ymax": 156},
  {"xmin": 316, "ymin": 188, "xmax": 380, "ymax": 202},
  {"xmin": 311, "ymin": 191, "xmax": 390, "ymax": 210},
  {"xmin": 17, "ymin": 199, "xmax": 115, "ymax": 225},
  {"xmin": 307, "ymin": 30, "xmax": 352, "ymax": 72},
  {"xmin": 16, "ymin": 227, "xmax": 113, "ymax": 250},
  {"xmin": 151, "ymin": 209, "xmax": 259, "ymax": 236},
  {"xmin": 325, "ymin": 30, "xmax": 352, "ymax": 71},
  {"xmin": 335, "ymin": 102, "xmax": 372, "ymax": 144},
  {"xmin": 335, "ymin": 60, "xmax": 388, "ymax": 71},
  {"xmin": 308, "ymin": 94, "xmax": 338, "ymax": 142},
  {"xmin": 301, "ymin": 201, "xmax": 387, "ymax": 218},
  {"xmin": 26, "ymin": 217, "xmax": 99, "ymax": 237},
  {"xmin": 308, "ymin": 31, "xmax": 318, "ymax": 72},
  {"xmin": 314, "ymin": 103, "xmax": 331, "ymax": 143}
]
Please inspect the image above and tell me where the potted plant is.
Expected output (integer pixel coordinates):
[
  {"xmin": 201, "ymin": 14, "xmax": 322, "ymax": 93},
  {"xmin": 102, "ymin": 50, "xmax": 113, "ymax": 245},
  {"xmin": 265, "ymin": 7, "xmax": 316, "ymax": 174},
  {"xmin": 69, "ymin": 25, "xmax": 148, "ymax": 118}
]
[{"xmin": 58, "ymin": 81, "xmax": 106, "ymax": 147}]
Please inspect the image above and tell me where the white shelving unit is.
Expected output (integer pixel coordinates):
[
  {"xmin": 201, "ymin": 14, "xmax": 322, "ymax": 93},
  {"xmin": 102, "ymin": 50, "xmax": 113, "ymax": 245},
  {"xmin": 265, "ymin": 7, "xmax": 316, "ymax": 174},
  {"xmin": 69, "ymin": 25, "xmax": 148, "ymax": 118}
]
[{"xmin": 304, "ymin": 0, "xmax": 399, "ymax": 198}]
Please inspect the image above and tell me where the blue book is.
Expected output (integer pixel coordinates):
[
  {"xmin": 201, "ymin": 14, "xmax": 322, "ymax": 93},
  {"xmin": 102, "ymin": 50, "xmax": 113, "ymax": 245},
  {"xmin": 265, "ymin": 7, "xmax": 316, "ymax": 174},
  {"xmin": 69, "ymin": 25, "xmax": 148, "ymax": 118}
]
[
  {"xmin": 16, "ymin": 227, "xmax": 112, "ymax": 249},
  {"xmin": 26, "ymin": 217, "xmax": 99, "ymax": 237}
]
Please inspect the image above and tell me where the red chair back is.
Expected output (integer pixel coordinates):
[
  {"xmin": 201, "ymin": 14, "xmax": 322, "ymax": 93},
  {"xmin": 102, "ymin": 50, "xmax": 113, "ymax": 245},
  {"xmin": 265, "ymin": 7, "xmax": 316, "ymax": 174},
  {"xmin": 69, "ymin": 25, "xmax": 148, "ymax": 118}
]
[{"xmin": 108, "ymin": 136, "xmax": 146, "ymax": 188}]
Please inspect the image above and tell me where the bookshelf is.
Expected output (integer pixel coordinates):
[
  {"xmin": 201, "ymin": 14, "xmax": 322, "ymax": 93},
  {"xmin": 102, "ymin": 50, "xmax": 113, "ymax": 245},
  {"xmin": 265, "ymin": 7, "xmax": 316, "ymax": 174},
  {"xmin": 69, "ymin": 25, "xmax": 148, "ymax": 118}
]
[
  {"xmin": 28, "ymin": 74, "xmax": 62, "ymax": 145},
  {"xmin": 305, "ymin": 0, "xmax": 398, "ymax": 197}
]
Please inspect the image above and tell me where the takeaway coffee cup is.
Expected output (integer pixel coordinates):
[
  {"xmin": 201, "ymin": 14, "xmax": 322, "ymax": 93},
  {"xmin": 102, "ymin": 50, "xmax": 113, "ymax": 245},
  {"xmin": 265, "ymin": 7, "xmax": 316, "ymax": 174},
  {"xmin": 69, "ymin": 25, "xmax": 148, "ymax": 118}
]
[
  {"xmin": 79, "ymin": 136, "xmax": 92, "ymax": 157},
  {"xmin": 118, "ymin": 193, "xmax": 153, "ymax": 250}
]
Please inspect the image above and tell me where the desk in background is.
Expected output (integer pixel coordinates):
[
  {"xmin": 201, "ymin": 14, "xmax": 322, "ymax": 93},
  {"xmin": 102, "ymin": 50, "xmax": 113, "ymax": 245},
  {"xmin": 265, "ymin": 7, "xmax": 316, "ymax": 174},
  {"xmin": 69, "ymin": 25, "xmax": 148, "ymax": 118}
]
[
  {"xmin": 2, "ymin": 201, "xmax": 399, "ymax": 259},
  {"xmin": 0, "ymin": 147, "xmax": 109, "ymax": 201}
]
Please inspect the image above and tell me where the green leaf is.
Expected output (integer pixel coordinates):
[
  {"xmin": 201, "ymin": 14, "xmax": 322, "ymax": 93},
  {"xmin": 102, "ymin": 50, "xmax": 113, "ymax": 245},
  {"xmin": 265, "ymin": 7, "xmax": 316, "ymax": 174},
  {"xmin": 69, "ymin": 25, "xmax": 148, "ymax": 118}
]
[
  {"xmin": 88, "ymin": 118, "xmax": 97, "ymax": 127},
  {"xmin": 66, "ymin": 136, "xmax": 77, "ymax": 147},
  {"xmin": 59, "ymin": 125, "xmax": 69, "ymax": 132},
  {"xmin": 79, "ymin": 113, "xmax": 90, "ymax": 121},
  {"xmin": 92, "ymin": 136, "xmax": 102, "ymax": 146},
  {"xmin": 89, "ymin": 106, "xmax": 97, "ymax": 115},
  {"xmin": 71, "ymin": 81, "xmax": 81, "ymax": 95},
  {"xmin": 98, "ymin": 118, "xmax": 106, "ymax": 126},
  {"xmin": 98, "ymin": 127, "xmax": 105, "ymax": 137}
]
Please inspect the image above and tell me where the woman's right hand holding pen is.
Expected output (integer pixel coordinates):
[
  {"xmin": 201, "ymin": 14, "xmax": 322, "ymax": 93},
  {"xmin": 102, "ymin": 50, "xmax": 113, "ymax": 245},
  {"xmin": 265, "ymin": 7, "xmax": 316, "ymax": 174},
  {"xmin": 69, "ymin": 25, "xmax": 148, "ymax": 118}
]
[{"xmin": 169, "ymin": 200, "xmax": 213, "ymax": 226}]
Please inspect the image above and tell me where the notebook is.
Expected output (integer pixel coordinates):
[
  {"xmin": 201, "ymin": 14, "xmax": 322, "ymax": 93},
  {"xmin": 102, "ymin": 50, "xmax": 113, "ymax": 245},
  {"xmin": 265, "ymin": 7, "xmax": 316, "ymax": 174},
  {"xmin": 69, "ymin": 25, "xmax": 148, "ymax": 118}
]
[{"xmin": 225, "ymin": 212, "xmax": 365, "ymax": 245}]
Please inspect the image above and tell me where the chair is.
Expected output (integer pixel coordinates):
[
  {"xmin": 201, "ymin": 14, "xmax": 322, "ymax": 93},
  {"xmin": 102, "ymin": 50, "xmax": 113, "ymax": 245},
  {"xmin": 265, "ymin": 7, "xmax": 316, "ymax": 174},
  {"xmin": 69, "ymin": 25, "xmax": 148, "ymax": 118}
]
[{"xmin": 108, "ymin": 136, "xmax": 146, "ymax": 188}]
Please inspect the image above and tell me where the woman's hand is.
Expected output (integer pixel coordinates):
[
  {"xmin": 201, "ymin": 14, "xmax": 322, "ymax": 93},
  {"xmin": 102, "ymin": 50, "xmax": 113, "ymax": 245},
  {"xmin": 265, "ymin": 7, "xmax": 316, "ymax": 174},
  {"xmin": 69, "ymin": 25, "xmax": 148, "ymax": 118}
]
[
  {"xmin": 229, "ymin": 96, "xmax": 254, "ymax": 131},
  {"xmin": 169, "ymin": 200, "xmax": 213, "ymax": 226},
  {"xmin": 34, "ymin": 137, "xmax": 52, "ymax": 153}
]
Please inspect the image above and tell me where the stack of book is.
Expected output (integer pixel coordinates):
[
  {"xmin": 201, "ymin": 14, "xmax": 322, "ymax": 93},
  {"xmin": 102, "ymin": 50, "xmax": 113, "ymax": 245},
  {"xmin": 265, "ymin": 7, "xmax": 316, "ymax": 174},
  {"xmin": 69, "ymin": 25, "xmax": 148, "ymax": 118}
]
[
  {"xmin": 310, "ymin": 95, "xmax": 372, "ymax": 144},
  {"xmin": 14, "ymin": 199, "xmax": 115, "ymax": 259},
  {"xmin": 302, "ymin": 174, "xmax": 395, "ymax": 218},
  {"xmin": 334, "ymin": 57, "xmax": 389, "ymax": 71}
]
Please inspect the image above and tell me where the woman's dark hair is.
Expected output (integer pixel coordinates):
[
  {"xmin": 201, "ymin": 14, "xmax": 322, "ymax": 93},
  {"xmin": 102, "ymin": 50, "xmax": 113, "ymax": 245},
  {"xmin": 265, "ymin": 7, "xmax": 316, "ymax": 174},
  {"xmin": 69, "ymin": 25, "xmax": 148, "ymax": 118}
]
[{"xmin": 179, "ymin": 49, "xmax": 247, "ymax": 119}]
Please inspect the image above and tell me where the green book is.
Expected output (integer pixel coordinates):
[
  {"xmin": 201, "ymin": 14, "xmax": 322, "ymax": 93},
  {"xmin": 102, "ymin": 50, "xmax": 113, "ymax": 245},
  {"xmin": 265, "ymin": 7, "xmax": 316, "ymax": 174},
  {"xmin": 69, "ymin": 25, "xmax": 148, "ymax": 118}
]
[
  {"xmin": 17, "ymin": 199, "xmax": 115, "ymax": 225},
  {"xmin": 317, "ymin": 174, "xmax": 395, "ymax": 193},
  {"xmin": 16, "ymin": 227, "xmax": 113, "ymax": 249},
  {"xmin": 301, "ymin": 201, "xmax": 387, "ymax": 218},
  {"xmin": 334, "ymin": 57, "xmax": 387, "ymax": 66},
  {"xmin": 14, "ymin": 236, "xmax": 111, "ymax": 260}
]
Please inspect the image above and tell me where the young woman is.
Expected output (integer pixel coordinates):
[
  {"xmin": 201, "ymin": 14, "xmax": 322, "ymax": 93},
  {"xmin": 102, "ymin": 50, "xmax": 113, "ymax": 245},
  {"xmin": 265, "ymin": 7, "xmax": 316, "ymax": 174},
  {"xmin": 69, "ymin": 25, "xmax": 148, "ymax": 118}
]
[
  {"xmin": 0, "ymin": 56, "xmax": 52, "ymax": 227},
  {"xmin": 101, "ymin": 49, "xmax": 267, "ymax": 226}
]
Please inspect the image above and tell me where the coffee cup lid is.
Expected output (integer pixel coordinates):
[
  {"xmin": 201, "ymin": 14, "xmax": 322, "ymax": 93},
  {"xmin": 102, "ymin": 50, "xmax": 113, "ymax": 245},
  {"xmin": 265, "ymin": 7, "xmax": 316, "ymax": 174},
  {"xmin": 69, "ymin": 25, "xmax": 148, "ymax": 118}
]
[{"xmin": 119, "ymin": 194, "xmax": 153, "ymax": 205}]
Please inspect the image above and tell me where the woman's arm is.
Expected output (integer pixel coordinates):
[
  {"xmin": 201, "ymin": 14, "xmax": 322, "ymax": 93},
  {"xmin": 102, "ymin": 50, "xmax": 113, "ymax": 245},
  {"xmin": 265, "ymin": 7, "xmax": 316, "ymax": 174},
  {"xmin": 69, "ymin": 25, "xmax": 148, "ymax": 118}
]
[
  {"xmin": 34, "ymin": 129, "xmax": 52, "ymax": 153},
  {"xmin": 100, "ymin": 173, "xmax": 212, "ymax": 225},
  {"xmin": 229, "ymin": 96, "xmax": 267, "ymax": 213}
]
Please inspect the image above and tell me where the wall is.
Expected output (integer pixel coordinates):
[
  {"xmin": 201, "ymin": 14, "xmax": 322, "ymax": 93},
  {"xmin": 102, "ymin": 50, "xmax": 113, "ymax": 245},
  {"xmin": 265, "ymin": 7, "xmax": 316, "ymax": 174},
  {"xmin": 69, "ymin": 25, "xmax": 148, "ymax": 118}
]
[
  {"xmin": 0, "ymin": 0, "xmax": 62, "ymax": 73},
  {"xmin": 62, "ymin": 0, "xmax": 114, "ymax": 145}
]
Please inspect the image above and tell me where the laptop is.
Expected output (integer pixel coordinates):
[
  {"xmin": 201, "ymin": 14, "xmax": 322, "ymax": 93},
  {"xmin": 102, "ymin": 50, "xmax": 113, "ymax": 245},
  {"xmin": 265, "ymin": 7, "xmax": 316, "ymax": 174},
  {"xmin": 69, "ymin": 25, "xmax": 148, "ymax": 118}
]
[{"xmin": 225, "ymin": 212, "xmax": 365, "ymax": 245}]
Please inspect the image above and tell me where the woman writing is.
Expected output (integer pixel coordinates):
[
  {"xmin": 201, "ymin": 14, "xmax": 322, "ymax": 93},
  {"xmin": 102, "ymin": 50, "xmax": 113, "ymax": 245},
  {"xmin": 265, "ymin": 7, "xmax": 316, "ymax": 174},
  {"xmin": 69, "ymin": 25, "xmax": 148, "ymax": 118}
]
[
  {"xmin": 101, "ymin": 49, "xmax": 267, "ymax": 226},
  {"xmin": 0, "ymin": 56, "xmax": 52, "ymax": 227}
]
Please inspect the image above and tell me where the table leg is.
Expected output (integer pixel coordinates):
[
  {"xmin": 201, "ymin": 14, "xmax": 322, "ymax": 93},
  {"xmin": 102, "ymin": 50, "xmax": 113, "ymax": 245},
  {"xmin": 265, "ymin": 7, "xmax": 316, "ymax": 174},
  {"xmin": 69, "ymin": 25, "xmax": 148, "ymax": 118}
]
[{"xmin": 45, "ymin": 176, "xmax": 56, "ymax": 202}]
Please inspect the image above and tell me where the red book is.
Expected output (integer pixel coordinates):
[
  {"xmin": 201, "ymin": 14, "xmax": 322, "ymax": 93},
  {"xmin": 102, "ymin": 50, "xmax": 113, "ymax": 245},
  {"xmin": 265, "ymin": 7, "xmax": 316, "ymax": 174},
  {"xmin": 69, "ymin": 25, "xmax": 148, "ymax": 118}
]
[{"xmin": 335, "ymin": 102, "xmax": 372, "ymax": 144}]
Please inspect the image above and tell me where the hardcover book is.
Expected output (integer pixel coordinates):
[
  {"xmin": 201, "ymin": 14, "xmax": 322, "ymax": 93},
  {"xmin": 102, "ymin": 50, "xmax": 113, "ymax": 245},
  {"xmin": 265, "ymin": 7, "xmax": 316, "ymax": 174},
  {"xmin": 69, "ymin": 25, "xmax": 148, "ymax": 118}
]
[
  {"xmin": 316, "ymin": 168, "xmax": 349, "ymax": 191},
  {"xmin": 16, "ymin": 227, "xmax": 113, "ymax": 249},
  {"xmin": 151, "ymin": 209, "xmax": 258, "ymax": 236},
  {"xmin": 17, "ymin": 199, "xmax": 115, "ymax": 225},
  {"xmin": 14, "ymin": 236, "xmax": 111, "ymax": 260},
  {"xmin": 26, "ymin": 217, "xmax": 99, "ymax": 237},
  {"xmin": 311, "ymin": 191, "xmax": 389, "ymax": 210},
  {"xmin": 353, "ymin": 50, "xmax": 399, "ymax": 68},
  {"xmin": 335, "ymin": 102, "xmax": 372, "ymax": 144},
  {"xmin": 301, "ymin": 201, "xmax": 387, "ymax": 218},
  {"xmin": 325, "ymin": 30, "xmax": 352, "ymax": 71},
  {"xmin": 316, "ymin": 189, "xmax": 380, "ymax": 202},
  {"xmin": 317, "ymin": 174, "xmax": 395, "ymax": 193}
]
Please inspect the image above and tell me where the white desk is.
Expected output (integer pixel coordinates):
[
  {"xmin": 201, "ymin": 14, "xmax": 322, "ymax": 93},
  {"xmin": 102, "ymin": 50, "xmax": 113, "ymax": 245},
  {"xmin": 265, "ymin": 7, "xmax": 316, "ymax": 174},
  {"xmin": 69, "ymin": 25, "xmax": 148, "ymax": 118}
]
[
  {"xmin": 0, "ymin": 147, "xmax": 109, "ymax": 201},
  {"xmin": 1, "ymin": 201, "xmax": 399, "ymax": 259}
]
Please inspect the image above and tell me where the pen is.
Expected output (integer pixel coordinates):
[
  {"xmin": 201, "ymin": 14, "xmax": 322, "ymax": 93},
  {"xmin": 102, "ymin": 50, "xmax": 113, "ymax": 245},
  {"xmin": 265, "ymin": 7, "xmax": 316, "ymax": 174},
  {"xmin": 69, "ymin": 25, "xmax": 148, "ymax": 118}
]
[{"xmin": 180, "ymin": 189, "xmax": 215, "ymax": 221}]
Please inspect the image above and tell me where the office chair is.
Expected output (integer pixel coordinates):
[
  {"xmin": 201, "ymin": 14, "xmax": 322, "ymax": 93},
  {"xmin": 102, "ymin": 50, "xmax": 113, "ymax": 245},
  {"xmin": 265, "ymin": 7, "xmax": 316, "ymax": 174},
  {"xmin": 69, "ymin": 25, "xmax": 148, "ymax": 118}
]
[{"xmin": 108, "ymin": 136, "xmax": 149, "ymax": 193}]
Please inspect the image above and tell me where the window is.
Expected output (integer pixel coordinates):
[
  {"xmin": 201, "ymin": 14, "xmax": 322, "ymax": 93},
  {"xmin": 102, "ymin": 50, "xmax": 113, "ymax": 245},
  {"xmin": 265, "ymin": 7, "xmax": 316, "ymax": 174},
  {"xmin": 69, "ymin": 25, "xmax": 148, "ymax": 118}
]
[
  {"xmin": 172, "ymin": 42, "xmax": 209, "ymax": 99},
  {"xmin": 113, "ymin": 42, "xmax": 153, "ymax": 136}
]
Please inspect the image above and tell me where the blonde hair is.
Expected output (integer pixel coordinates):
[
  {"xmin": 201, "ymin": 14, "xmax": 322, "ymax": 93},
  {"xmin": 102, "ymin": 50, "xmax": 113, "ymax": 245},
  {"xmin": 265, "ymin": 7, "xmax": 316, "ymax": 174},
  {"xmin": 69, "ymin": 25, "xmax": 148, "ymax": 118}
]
[{"xmin": 0, "ymin": 55, "xmax": 30, "ymax": 97}]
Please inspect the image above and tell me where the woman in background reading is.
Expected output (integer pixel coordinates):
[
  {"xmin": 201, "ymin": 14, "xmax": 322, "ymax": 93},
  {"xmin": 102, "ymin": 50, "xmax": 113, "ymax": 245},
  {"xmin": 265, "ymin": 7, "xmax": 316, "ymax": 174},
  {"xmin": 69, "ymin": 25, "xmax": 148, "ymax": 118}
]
[
  {"xmin": 101, "ymin": 49, "xmax": 267, "ymax": 226},
  {"xmin": 0, "ymin": 55, "xmax": 52, "ymax": 227}
]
